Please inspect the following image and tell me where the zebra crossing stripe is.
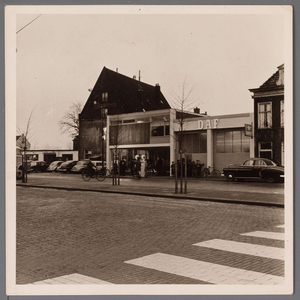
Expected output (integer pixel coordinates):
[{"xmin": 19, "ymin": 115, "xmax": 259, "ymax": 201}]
[
  {"xmin": 193, "ymin": 239, "xmax": 284, "ymax": 260},
  {"xmin": 125, "ymin": 253, "xmax": 284, "ymax": 285},
  {"xmin": 240, "ymin": 231, "xmax": 285, "ymax": 241},
  {"xmin": 28, "ymin": 273, "xmax": 113, "ymax": 285}
]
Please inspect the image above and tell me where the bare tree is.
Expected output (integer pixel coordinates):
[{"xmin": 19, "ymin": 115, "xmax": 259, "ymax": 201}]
[
  {"xmin": 109, "ymin": 116, "xmax": 127, "ymax": 185},
  {"xmin": 17, "ymin": 109, "xmax": 34, "ymax": 182},
  {"xmin": 171, "ymin": 78, "xmax": 198, "ymax": 194},
  {"xmin": 59, "ymin": 102, "xmax": 82, "ymax": 138}
]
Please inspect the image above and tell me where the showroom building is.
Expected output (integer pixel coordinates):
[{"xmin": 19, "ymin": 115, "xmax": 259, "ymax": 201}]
[{"xmin": 106, "ymin": 109, "xmax": 254, "ymax": 174}]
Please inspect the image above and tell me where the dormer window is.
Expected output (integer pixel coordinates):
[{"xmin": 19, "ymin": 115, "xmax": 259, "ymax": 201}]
[{"xmin": 102, "ymin": 92, "xmax": 108, "ymax": 102}]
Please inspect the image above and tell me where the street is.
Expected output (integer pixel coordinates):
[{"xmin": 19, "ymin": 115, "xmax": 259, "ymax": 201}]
[{"xmin": 16, "ymin": 177, "xmax": 284, "ymax": 285}]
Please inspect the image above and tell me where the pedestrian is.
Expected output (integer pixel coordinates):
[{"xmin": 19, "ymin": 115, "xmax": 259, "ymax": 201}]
[
  {"xmin": 120, "ymin": 158, "xmax": 126, "ymax": 176},
  {"xmin": 171, "ymin": 161, "xmax": 175, "ymax": 176},
  {"xmin": 133, "ymin": 155, "xmax": 141, "ymax": 179},
  {"xmin": 156, "ymin": 157, "xmax": 163, "ymax": 176},
  {"xmin": 196, "ymin": 160, "xmax": 204, "ymax": 178}
]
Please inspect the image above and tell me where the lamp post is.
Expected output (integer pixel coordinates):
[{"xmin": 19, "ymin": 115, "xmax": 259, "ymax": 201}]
[{"xmin": 93, "ymin": 101, "xmax": 105, "ymax": 168}]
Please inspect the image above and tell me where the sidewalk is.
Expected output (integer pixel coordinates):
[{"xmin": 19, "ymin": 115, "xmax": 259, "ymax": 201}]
[{"xmin": 17, "ymin": 173, "xmax": 285, "ymax": 207}]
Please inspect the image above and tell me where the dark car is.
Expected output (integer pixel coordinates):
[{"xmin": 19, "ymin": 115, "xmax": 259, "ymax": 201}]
[
  {"xmin": 47, "ymin": 161, "xmax": 63, "ymax": 172},
  {"xmin": 57, "ymin": 160, "xmax": 78, "ymax": 173},
  {"xmin": 31, "ymin": 161, "xmax": 49, "ymax": 173},
  {"xmin": 222, "ymin": 158, "xmax": 284, "ymax": 183}
]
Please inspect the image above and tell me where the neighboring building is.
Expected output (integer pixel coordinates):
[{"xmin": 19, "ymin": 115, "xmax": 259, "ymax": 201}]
[
  {"xmin": 24, "ymin": 150, "xmax": 79, "ymax": 164},
  {"xmin": 16, "ymin": 134, "xmax": 31, "ymax": 155},
  {"xmin": 79, "ymin": 67, "xmax": 171, "ymax": 160},
  {"xmin": 249, "ymin": 64, "xmax": 284, "ymax": 165}
]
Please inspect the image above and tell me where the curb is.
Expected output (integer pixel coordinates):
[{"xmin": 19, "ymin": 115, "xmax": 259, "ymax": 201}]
[{"xmin": 17, "ymin": 184, "xmax": 284, "ymax": 208}]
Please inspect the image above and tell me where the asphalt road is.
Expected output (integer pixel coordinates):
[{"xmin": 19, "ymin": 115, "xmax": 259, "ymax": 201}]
[{"xmin": 16, "ymin": 185, "xmax": 284, "ymax": 285}]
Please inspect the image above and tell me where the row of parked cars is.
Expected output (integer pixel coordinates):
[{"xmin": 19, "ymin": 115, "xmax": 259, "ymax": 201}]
[
  {"xmin": 28, "ymin": 157, "xmax": 284, "ymax": 183},
  {"xmin": 30, "ymin": 160, "xmax": 105, "ymax": 174}
]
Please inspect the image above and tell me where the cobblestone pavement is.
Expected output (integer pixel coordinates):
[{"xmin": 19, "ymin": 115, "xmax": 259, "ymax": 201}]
[{"xmin": 16, "ymin": 186, "xmax": 284, "ymax": 285}]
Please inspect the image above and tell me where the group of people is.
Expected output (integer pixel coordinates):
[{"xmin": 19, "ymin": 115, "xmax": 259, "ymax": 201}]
[
  {"xmin": 171, "ymin": 159, "xmax": 204, "ymax": 178},
  {"xmin": 86, "ymin": 156, "xmax": 203, "ymax": 177}
]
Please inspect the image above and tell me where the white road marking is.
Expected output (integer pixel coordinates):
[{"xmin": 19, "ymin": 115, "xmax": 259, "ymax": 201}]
[
  {"xmin": 193, "ymin": 239, "xmax": 284, "ymax": 260},
  {"xmin": 240, "ymin": 231, "xmax": 285, "ymax": 241},
  {"xmin": 276, "ymin": 224, "xmax": 285, "ymax": 229},
  {"xmin": 28, "ymin": 273, "xmax": 113, "ymax": 285},
  {"xmin": 125, "ymin": 253, "xmax": 284, "ymax": 285}
]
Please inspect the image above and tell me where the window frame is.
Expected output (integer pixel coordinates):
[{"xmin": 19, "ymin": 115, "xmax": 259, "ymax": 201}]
[{"xmin": 258, "ymin": 102, "xmax": 272, "ymax": 129}]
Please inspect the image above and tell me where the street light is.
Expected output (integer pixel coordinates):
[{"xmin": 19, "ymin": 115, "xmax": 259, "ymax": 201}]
[{"xmin": 94, "ymin": 100, "xmax": 106, "ymax": 169}]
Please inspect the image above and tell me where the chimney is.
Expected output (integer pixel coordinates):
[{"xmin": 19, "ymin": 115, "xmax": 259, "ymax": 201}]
[
  {"xmin": 133, "ymin": 75, "xmax": 136, "ymax": 80},
  {"xmin": 276, "ymin": 64, "xmax": 284, "ymax": 86},
  {"xmin": 194, "ymin": 107, "xmax": 200, "ymax": 114},
  {"xmin": 155, "ymin": 84, "xmax": 160, "ymax": 100}
]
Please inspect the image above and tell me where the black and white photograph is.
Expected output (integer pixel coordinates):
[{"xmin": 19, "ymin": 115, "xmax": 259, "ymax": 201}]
[{"xmin": 5, "ymin": 5, "xmax": 293, "ymax": 296}]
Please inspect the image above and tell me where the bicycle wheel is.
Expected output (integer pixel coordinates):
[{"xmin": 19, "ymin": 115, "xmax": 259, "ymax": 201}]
[
  {"xmin": 211, "ymin": 169, "xmax": 221, "ymax": 178},
  {"xmin": 82, "ymin": 171, "xmax": 91, "ymax": 181},
  {"xmin": 96, "ymin": 171, "xmax": 106, "ymax": 182},
  {"xmin": 203, "ymin": 168, "xmax": 209, "ymax": 178}
]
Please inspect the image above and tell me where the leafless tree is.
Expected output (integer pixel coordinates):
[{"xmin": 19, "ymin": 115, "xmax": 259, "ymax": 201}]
[
  {"xmin": 109, "ymin": 116, "xmax": 129, "ymax": 185},
  {"xmin": 17, "ymin": 109, "xmax": 34, "ymax": 182},
  {"xmin": 59, "ymin": 102, "xmax": 82, "ymax": 138},
  {"xmin": 171, "ymin": 78, "xmax": 198, "ymax": 194}
]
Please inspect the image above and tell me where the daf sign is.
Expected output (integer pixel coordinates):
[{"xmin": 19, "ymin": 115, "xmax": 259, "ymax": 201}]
[{"xmin": 198, "ymin": 119, "xmax": 219, "ymax": 129}]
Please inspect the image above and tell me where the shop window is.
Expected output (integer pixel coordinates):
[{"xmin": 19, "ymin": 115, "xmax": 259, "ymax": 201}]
[
  {"xmin": 199, "ymin": 132, "xmax": 207, "ymax": 153},
  {"xmin": 259, "ymin": 142, "xmax": 272, "ymax": 159},
  {"xmin": 258, "ymin": 102, "xmax": 272, "ymax": 128},
  {"xmin": 84, "ymin": 150, "xmax": 92, "ymax": 159},
  {"xmin": 280, "ymin": 100, "xmax": 284, "ymax": 127},
  {"xmin": 151, "ymin": 124, "xmax": 169, "ymax": 136},
  {"xmin": 216, "ymin": 132, "xmax": 225, "ymax": 153},
  {"xmin": 182, "ymin": 132, "xmax": 207, "ymax": 153},
  {"xmin": 242, "ymin": 133, "xmax": 250, "ymax": 152},
  {"xmin": 217, "ymin": 130, "xmax": 250, "ymax": 153},
  {"xmin": 165, "ymin": 125, "xmax": 170, "ymax": 136}
]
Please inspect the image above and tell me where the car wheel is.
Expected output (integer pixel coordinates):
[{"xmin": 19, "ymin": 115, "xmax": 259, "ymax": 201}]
[
  {"xmin": 16, "ymin": 169, "xmax": 23, "ymax": 180},
  {"xmin": 226, "ymin": 172, "xmax": 235, "ymax": 182},
  {"xmin": 266, "ymin": 175, "xmax": 276, "ymax": 183}
]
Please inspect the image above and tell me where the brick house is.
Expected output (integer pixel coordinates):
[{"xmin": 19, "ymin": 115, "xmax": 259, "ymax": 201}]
[
  {"xmin": 249, "ymin": 64, "xmax": 284, "ymax": 165},
  {"xmin": 16, "ymin": 134, "xmax": 31, "ymax": 155}
]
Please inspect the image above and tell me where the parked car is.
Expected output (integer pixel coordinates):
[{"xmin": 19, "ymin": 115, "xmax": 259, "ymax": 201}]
[
  {"xmin": 47, "ymin": 161, "xmax": 63, "ymax": 172},
  {"xmin": 31, "ymin": 161, "xmax": 49, "ymax": 173},
  {"xmin": 71, "ymin": 160, "xmax": 90, "ymax": 173},
  {"xmin": 91, "ymin": 161, "xmax": 106, "ymax": 170},
  {"xmin": 222, "ymin": 158, "xmax": 284, "ymax": 183},
  {"xmin": 57, "ymin": 160, "xmax": 78, "ymax": 173},
  {"xmin": 71, "ymin": 160, "xmax": 106, "ymax": 173},
  {"xmin": 16, "ymin": 155, "xmax": 32, "ymax": 179}
]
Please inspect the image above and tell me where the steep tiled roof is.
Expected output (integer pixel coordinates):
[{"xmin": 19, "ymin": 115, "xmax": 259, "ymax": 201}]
[
  {"xmin": 260, "ymin": 70, "xmax": 280, "ymax": 88},
  {"xmin": 81, "ymin": 67, "xmax": 170, "ymax": 119}
]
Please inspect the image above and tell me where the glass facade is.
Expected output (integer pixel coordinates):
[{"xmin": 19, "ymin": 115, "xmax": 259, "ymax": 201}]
[
  {"xmin": 216, "ymin": 130, "xmax": 250, "ymax": 153},
  {"xmin": 181, "ymin": 132, "xmax": 207, "ymax": 153}
]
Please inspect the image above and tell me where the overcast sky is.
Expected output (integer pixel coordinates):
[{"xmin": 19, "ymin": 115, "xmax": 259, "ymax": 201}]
[{"xmin": 15, "ymin": 7, "xmax": 286, "ymax": 150}]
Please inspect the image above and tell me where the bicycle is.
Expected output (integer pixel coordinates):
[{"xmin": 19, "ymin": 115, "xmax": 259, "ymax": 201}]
[
  {"xmin": 202, "ymin": 165, "xmax": 221, "ymax": 178},
  {"xmin": 82, "ymin": 168, "xmax": 106, "ymax": 181}
]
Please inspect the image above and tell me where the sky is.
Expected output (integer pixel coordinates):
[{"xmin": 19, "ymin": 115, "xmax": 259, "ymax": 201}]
[{"xmin": 14, "ymin": 6, "xmax": 287, "ymax": 150}]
